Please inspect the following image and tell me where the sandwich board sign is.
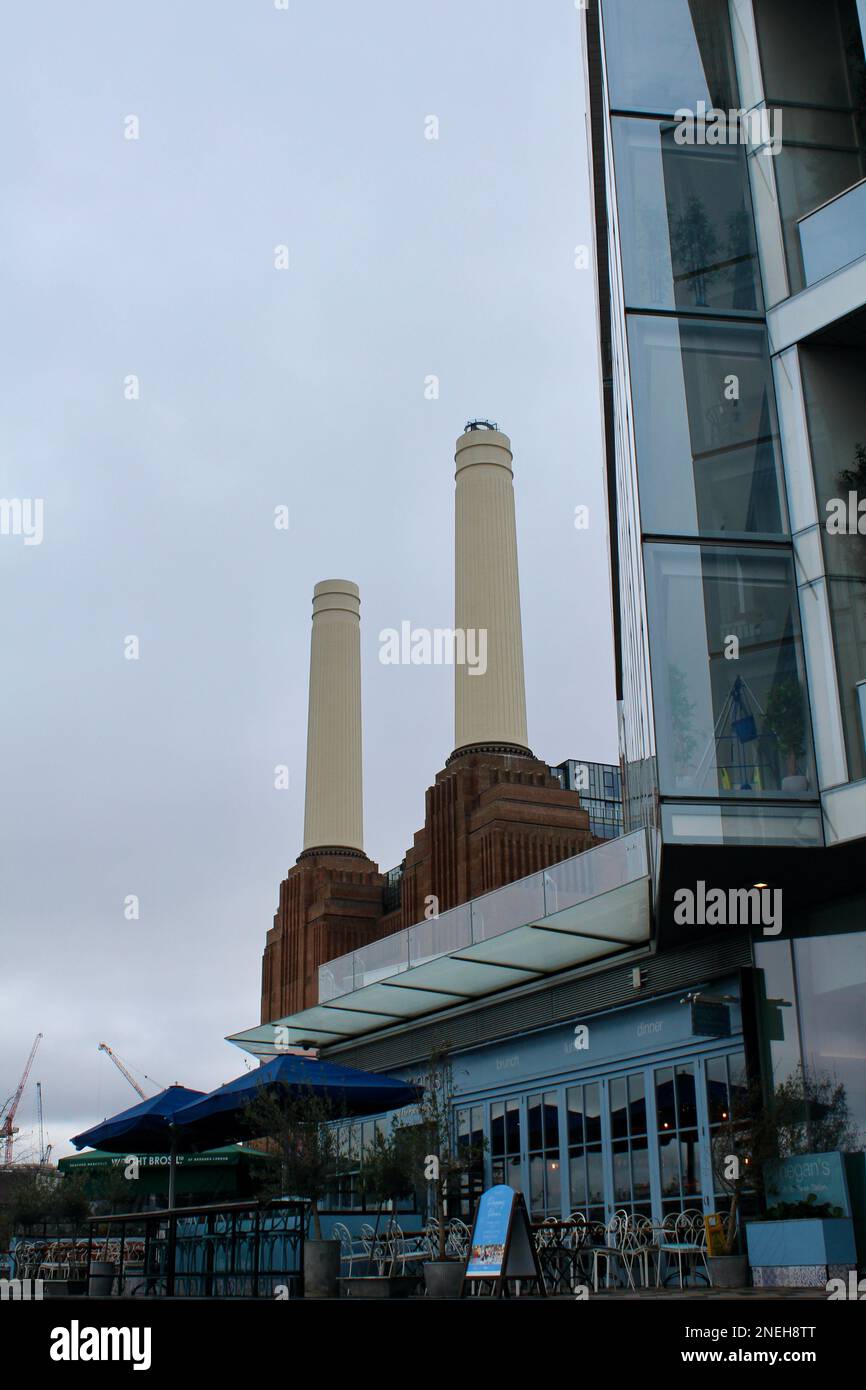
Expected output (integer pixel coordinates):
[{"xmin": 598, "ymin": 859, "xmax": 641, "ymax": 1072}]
[{"xmin": 461, "ymin": 1185, "xmax": 545, "ymax": 1297}]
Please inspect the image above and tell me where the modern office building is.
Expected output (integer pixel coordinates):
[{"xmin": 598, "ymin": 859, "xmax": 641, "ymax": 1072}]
[
  {"xmin": 236, "ymin": 3, "xmax": 866, "ymax": 1233},
  {"xmin": 552, "ymin": 759, "xmax": 624, "ymax": 840},
  {"xmin": 582, "ymin": 0, "xmax": 866, "ymax": 1138}
]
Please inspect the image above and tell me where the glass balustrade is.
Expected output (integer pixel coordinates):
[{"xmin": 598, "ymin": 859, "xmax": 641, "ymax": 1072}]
[{"xmin": 318, "ymin": 831, "xmax": 648, "ymax": 1003}]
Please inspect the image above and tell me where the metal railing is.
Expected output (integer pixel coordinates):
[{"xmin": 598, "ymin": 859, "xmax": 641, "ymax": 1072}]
[{"xmin": 85, "ymin": 1198, "xmax": 306, "ymax": 1298}]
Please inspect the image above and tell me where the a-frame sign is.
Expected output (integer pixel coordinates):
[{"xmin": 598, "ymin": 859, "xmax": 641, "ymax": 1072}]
[{"xmin": 460, "ymin": 1185, "xmax": 546, "ymax": 1297}]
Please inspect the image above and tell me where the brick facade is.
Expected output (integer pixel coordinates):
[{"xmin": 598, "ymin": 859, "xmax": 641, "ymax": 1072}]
[{"xmin": 260, "ymin": 750, "xmax": 594, "ymax": 1022}]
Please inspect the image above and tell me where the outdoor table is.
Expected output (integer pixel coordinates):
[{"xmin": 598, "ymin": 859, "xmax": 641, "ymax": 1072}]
[{"xmin": 530, "ymin": 1221, "xmax": 591, "ymax": 1293}]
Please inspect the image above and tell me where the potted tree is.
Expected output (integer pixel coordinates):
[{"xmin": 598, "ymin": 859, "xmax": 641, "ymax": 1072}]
[
  {"xmin": 709, "ymin": 1079, "xmax": 771, "ymax": 1288},
  {"xmin": 245, "ymin": 1086, "xmax": 344, "ymax": 1299},
  {"xmin": 764, "ymin": 675, "xmax": 808, "ymax": 792},
  {"xmin": 712, "ymin": 1067, "xmax": 858, "ymax": 1288},
  {"xmin": 340, "ymin": 1121, "xmax": 418, "ymax": 1298},
  {"xmin": 409, "ymin": 1048, "xmax": 485, "ymax": 1299},
  {"xmin": 745, "ymin": 1068, "xmax": 859, "ymax": 1287}
]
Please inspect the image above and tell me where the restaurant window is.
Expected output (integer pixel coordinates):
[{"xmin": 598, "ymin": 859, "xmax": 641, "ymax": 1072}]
[
  {"xmin": 566, "ymin": 1082, "xmax": 605, "ymax": 1223},
  {"xmin": 609, "ymin": 1071, "xmax": 652, "ymax": 1218},
  {"xmin": 656, "ymin": 1063, "xmax": 701, "ymax": 1214},
  {"xmin": 490, "ymin": 1098, "xmax": 523, "ymax": 1194},
  {"xmin": 705, "ymin": 1052, "xmax": 755, "ymax": 1218},
  {"xmin": 456, "ymin": 1104, "xmax": 485, "ymax": 1219},
  {"xmin": 528, "ymin": 1091, "xmax": 562, "ymax": 1218}
]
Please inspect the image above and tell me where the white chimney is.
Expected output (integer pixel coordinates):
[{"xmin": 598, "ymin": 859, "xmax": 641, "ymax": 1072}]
[
  {"xmin": 302, "ymin": 579, "xmax": 365, "ymax": 853},
  {"xmin": 453, "ymin": 423, "xmax": 530, "ymax": 755}
]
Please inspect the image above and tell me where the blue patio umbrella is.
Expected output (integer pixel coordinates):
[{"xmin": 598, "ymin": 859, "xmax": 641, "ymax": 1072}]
[
  {"xmin": 70, "ymin": 1085, "xmax": 206, "ymax": 1208},
  {"xmin": 172, "ymin": 1054, "xmax": 421, "ymax": 1148}
]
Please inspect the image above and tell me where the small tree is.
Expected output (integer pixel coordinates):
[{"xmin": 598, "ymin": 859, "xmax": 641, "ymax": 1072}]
[
  {"xmin": 712, "ymin": 1067, "xmax": 858, "ymax": 1255},
  {"xmin": 407, "ymin": 1047, "xmax": 485, "ymax": 1262},
  {"xmin": 765, "ymin": 675, "xmax": 806, "ymax": 779},
  {"xmin": 243, "ymin": 1085, "xmax": 343, "ymax": 1240},
  {"xmin": 362, "ymin": 1121, "xmax": 418, "ymax": 1270}
]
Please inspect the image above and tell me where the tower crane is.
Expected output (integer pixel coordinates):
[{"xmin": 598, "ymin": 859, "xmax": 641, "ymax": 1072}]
[
  {"xmin": 97, "ymin": 1043, "xmax": 161, "ymax": 1100},
  {"xmin": 36, "ymin": 1081, "xmax": 52, "ymax": 1164},
  {"xmin": 1, "ymin": 1033, "xmax": 43, "ymax": 1164}
]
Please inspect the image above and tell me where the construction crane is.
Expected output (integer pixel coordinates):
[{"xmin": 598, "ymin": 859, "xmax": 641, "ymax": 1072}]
[
  {"xmin": 97, "ymin": 1043, "xmax": 161, "ymax": 1100},
  {"xmin": 36, "ymin": 1082, "xmax": 52, "ymax": 1164},
  {"xmin": 1, "ymin": 1033, "xmax": 43, "ymax": 1164}
]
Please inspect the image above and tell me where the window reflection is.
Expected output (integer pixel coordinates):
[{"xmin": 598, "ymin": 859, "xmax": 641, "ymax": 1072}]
[
  {"xmin": 645, "ymin": 543, "xmax": 816, "ymax": 798},
  {"xmin": 602, "ymin": 0, "xmax": 739, "ymax": 116},
  {"xmin": 629, "ymin": 316, "xmax": 785, "ymax": 540},
  {"xmin": 614, "ymin": 119, "xmax": 761, "ymax": 315}
]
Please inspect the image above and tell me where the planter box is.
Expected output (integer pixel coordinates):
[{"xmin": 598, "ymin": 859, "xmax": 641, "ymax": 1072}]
[
  {"xmin": 746, "ymin": 1219, "xmax": 856, "ymax": 1288},
  {"xmin": 338, "ymin": 1276, "xmax": 416, "ymax": 1299}
]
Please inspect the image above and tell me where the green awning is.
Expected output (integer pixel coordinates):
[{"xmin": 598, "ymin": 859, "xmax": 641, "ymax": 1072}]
[{"xmin": 58, "ymin": 1145, "xmax": 270, "ymax": 1173}]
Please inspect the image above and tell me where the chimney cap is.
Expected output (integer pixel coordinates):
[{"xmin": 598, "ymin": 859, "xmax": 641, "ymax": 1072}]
[
  {"xmin": 312, "ymin": 578, "xmax": 360, "ymax": 599},
  {"xmin": 464, "ymin": 418, "xmax": 499, "ymax": 433}
]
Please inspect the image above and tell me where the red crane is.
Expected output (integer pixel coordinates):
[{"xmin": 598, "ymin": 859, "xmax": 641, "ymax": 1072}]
[{"xmin": 1, "ymin": 1033, "xmax": 43, "ymax": 1164}]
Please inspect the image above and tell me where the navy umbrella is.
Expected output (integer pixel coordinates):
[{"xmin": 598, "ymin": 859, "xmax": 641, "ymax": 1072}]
[
  {"xmin": 172, "ymin": 1054, "xmax": 421, "ymax": 1148},
  {"xmin": 70, "ymin": 1085, "xmax": 206, "ymax": 1208}
]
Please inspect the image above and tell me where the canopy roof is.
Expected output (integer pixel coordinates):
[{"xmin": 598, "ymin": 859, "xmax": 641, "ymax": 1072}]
[{"xmin": 229, "ymin": 831, "xmax": 651, "ymax": 1056}]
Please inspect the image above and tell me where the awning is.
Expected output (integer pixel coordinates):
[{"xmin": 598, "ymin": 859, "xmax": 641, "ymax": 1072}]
[{"xmin": 228, "ymin": 830, "xmax": 651, "ymax": 1057}]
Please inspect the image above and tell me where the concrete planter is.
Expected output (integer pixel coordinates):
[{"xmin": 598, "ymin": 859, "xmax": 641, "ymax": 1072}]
[
  {"xmin": 423, "ymin": 1260, "xmax": 465, "ymax": 1299},
  {"xmin": 706, "ymin": 1254, "xmax": 748, "ymax": 1289},
  {"xmin": 746, "ymin": 1218, "xmax": 856, "ymax": 1287},
  {"xmin": 338, "ymin": 1275, "xmax": 416, "ymax": 1299},
  {"xmin": 88, "ymin": 1261, "xmax": 115, "ymax": 1297},
  {"xmin": 304, "ymin": 1239, "xmax": 341, "ymax": 1299}
]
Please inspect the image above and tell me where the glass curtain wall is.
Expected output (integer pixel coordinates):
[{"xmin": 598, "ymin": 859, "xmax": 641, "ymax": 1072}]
[{"xmin": 601, "ymin": 0, "xmax": 814, "ymax": 815}]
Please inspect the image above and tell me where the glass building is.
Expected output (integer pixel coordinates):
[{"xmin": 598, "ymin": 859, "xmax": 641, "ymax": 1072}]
[
  {"xmin": 551, "ymin": 758, "xmax": 624, "ymax": 840},
  {"xmin": 228, "ymin": 1, "xmax": 866, "ymax": 1235},
  {"xmin": 583, "ymin": 0, "xmax": 866, "ymax": 1139}
]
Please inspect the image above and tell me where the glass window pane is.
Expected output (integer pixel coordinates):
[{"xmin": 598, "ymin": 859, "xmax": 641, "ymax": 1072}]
[
  {"xmin": 602, "ymin": 0, "xmax": 739, "ymax": 115},
  {"xmin": 528, "ymin": 1094, "xmax": 542, "ymax": 1152},
  {"xmin": 587, "ymin": 1149, "xmax": 605, "ymax": 1207},
  {"xmin": 645, "ymin": 543, "xmax": 816, "ymax": 797},
  {"xmin": 530, "ymin": 1156, "xmax": 545, "ymax": 1213},
  {"xmin": 629, "ymin": 316, "xmax": 785, "ymax": 539},
  {"xmin": 584, "ymin": 1084, "xmax": 602, "ymax": 1144},
  {"xmin": 610, "ymin": 1077, "xmax": 628, "ymax": 1138},
  {"xmin": 659, "ymin": 1134, "xmax": 680, "ymax": 1195},
  {"xmin": 628, "ymin": 1073, "xmax": 647, "ymax": 1134},
  {"xmin": 613, "ymin": 1141, "xmax": 631, "ymax": 1201},
  {"xmin": 569, "ymin": 1154, "xmax": 587, "ymax": 1208},
  {"xmin": 793, "ymin": 933, "xmax": 866, "ymax": 1143},
  {"xmin": 566, "ymin": 1086, "xmax": 584, "ymax": 1146},
  {"xmin": 613, "ymin": 118, "xmax": 761, "ymax": 316},
  {"xmin": 543, "ymin": 1093, "xmax": 559, "ymax": 1149},
  {"xmin": 676, "ymin": 1064, "xmax": 698, "ymax": 1128},
  {"xmin": 631, "ymin": 1138, "xmax": 651, "ymax": 1203},
  {"xmin": 705, "ymin": 1055, "xmax": 730, "ymax": 1124},
  {"xmin": 656, "ymin": 1068, "xmax": 676, "ymax": 1132},
  {"xmin": 505, "ymin": 1100, "xmax": 521, "ymax": 1154}
]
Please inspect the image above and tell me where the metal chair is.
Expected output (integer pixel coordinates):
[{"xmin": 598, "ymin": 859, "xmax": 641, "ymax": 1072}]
[
  {"xmin": 331, "ymin": 1222, "xmax": 370, "ymax": 1275},
  {"xmin": 445, "ymin": 1218, "xmax": 471, "ymax": 1260},
  {"xmin": 656, "ymin": 1209, "xmax": 709, "ymax": 1287}
]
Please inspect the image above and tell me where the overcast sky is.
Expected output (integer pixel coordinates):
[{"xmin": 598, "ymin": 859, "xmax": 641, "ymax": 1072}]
[{"xmin": 0, "ymin": 1, "xmax": 614, "ymax": 1158}]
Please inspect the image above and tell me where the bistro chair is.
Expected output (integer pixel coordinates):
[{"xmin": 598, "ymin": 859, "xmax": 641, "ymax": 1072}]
[
  {"xmin": 619, "ymin": 1215, "xmax": 656, "ymax": 1290},
  {"xmin": 445, "ymin": 1218, "xmax": 471, "ymax": 1259},
  {"xmin": 331, "ymin": 1222, "xmax": 370, "ymax": 1275},
  {"xmin": 656, "ymin": 1209, "xmax": 709, "ymax": 1288},
  {"xmin": 589, "ymin": 1212, "xmax": 629, "ymax": 1292}
]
